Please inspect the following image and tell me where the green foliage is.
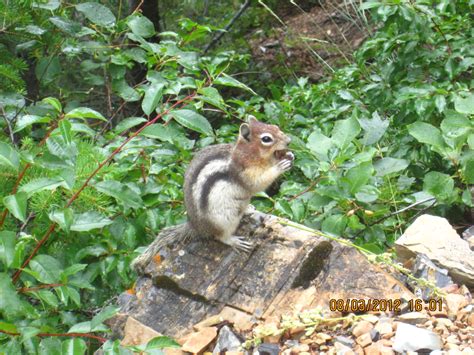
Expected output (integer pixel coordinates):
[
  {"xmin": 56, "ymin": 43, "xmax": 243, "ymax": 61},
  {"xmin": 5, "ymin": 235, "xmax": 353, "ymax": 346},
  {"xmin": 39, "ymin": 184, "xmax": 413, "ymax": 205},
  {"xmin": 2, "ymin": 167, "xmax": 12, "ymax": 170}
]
[{"xmin": 0, "ymin": 0, "xmax": 472, "ymax": 352}]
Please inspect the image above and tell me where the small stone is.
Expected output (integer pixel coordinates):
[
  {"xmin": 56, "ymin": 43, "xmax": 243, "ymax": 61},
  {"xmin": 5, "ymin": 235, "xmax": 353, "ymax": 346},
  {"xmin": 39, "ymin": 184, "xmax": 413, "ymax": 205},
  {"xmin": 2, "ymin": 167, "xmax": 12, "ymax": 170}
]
[
  {"xmin": 375, "ymin": 319, "xmax": 393, "ymax": 335},
  {"xmin": 397, "ymin": 312, "xmax": 430, "ymax": 325},
  {"xmin": 445, "ymin": 294, "xmax": 468, "ymax": 317},
  {"xmin": 392, "ymin": 322, "xmax": 442, "ymax": 352},
  {"xmin": 120, "ymin": 316, "xmax": 162, "ymax": 346},
  {"xmin": 218, "ymin": 307, "xmax": 254, "ymax": 332},
  {"xmin": 255, "ymin": 343, "xmax": 279, "ymax": 355},
  {"xmin": 370, "ymin": 328, "xmax": 380, "ymax": 342},
  {"xmin": 353, "ymin": 344, "xmax": 364, "ymax": 355},
  {"xmin": 355, "ymin": 333, "xmax": 372, "ymax": 347},
  {"xmin": 352, "ymin": 320, "xmax": 374, "ymax": 338},
  {"xmin": 334, "ymin": 341, "xmax": 353, "ymax": 354},
  {"xmin": 445, "ymin": 343, "xmax": 459, "ymax": 351},
  {"xmin": 363, "ymin": 344, "xmax": 381, "ymax": 355},
  {"xmin": 212, "ymin": 326, "xmax": 241, "ymax": 354},
  {"xmin": 445, "ymin": 334, "xmax": 460, "ymax": 345},
  {"xmin": 291, "ymin": 344, "xmax": 309, "ymax": 353},
  {"xmin": 435, "ymin": 318, "xmax": 453, "ymax": 328},
  {"xmin": 467, "ymin": 312, "xmax": 474, "ymax": 327},
  {"xmin": 182, "ymin": 327, "xmax": 218, "ymax": 354},
  {"xmin": 194, "ymin": 315, "xmax": 223, "ymax": 331},
  {"xmin": 299, "ymin": 352, "xmax": 311, "ymax": 355},
  {"xmin": 335, "ymin": 336, "xmax": 354, "ymax": 348}
]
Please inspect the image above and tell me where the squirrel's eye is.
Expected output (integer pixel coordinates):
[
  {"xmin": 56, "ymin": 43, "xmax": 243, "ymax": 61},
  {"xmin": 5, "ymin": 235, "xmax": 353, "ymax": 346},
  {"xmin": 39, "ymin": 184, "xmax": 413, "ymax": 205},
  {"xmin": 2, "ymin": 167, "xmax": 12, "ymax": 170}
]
[{"xmin": 261, "ymin": 135, "xmax": 273, "ymax": 144}]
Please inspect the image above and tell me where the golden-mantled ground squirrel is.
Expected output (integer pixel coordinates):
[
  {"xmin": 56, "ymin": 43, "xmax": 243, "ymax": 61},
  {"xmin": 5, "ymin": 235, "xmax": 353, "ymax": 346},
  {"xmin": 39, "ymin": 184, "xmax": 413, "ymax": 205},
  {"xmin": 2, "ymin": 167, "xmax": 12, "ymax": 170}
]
[{"xmin": 132, "ymin": 116, "xmax": 293, "ymax": 270}]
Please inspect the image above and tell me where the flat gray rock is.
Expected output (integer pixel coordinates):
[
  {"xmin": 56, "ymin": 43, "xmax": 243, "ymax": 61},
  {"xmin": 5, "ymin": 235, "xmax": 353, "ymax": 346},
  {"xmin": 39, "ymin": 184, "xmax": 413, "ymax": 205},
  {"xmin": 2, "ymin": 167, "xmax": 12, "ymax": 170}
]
[
  {"xmin": 395, "ymin": 214, "xmax": 474, "ymax": 287},
  {"xmin": 393, "ymin": 322, "xmax": 442, "ymax": 352}
]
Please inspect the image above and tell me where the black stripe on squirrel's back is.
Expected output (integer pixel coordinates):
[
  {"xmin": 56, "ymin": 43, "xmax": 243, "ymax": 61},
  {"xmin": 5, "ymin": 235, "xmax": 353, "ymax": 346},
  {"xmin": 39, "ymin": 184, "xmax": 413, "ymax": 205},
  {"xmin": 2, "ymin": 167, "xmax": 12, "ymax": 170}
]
[
  {"xmin": 199, "ymin": 169, "xmax": 241, "ymax": 210},
  {"xmin": 187, "ymin": 148, "xmax": 230, "ymax": 189}
]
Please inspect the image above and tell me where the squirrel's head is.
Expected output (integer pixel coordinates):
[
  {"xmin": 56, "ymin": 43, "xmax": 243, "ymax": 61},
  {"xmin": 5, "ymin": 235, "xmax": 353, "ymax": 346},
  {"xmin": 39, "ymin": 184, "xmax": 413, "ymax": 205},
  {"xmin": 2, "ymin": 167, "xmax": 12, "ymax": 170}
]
[{"xmin": 236, "ymin": 115, "xmax": 292, "ymax": 165}]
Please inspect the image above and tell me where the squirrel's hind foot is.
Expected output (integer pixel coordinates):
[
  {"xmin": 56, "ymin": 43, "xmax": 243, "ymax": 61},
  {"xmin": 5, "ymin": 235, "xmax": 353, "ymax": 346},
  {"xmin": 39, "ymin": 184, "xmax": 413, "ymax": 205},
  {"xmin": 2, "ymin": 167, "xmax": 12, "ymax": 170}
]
[{"xmin": 220, "ymin": 235, "xmax": 253, "ymax": 253}]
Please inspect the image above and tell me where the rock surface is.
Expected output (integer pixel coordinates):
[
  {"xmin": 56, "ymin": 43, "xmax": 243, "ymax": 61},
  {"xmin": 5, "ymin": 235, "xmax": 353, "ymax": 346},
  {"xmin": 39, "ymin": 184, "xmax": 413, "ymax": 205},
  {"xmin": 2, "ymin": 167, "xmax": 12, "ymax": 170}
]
[{"xmin": 395, "ymin": 214, "xmax": 474, "ymax": 287}]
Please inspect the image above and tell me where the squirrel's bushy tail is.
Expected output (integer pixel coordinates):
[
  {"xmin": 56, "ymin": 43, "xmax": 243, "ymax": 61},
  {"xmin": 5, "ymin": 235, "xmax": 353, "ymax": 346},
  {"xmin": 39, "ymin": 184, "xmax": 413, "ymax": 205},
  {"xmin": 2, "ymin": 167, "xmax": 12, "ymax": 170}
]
[{"xmin": 131, "ymin": 222, "xmax": 197, "ymax": 274}]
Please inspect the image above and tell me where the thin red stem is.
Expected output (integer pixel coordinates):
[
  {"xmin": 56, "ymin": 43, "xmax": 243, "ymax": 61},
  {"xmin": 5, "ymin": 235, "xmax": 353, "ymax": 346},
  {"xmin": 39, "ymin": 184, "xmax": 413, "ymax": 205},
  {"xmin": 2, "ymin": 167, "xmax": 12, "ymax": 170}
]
[
  {"xmin": 12, "ymin": 93, "xmax": 196, "ymax": 283},
  {"xmin": 0, "ymin": 329, "xmax": 106, "ymax": 343}
]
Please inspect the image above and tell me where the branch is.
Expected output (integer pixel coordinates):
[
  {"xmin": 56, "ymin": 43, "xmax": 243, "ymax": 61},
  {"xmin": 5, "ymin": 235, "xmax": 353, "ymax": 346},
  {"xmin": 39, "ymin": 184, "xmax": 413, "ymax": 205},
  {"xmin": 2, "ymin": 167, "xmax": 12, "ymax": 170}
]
[
  {"xmin": 203, "ymin": 0, "xmax": 251, "ymax": 53},
  {"xmin": 0, "ymin": 329, "xmax": 106, "ymax": 343},
  {"xmin": 12, "ymin": 92, "xmax": 197, "ymax": 283}
]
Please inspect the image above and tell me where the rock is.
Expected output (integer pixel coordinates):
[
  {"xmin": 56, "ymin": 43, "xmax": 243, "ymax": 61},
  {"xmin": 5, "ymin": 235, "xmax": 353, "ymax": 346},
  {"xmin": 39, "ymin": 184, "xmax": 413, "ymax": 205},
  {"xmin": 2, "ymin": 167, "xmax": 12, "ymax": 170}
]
[
  {"xmin": 435, "ymin": 318, "xmax": 453, "ymax": 327},
  {"xmin": 370, "ymin": 328, "xmax": 380, "ymax": 342},
  {"xmin": 120, "ymin": 316, "xmax": 162, "ymax": 346},
  {"xmin": 445, "ymin": 294, "xmax": 468, "ymax": 318},
  {"xmin": 212, "ymin": 326, "xmax": 241, "ymax": 354},
  {"xmin": 467, "ymin": 236, "xmax": 474, "ymax": 251},
  {"xmin": 291, "ymin": 343, "xmax": 309, "ymax": 352},
  {"xmin": 181, "ymin": 327, "xmax": 217, "ymax": 354},
  {"xmin": 392, "ymin": 322, "xmax": 442, "ymax": 352},
  {"xmin": 253, "ymin": 343, "xmax": 279, "ymax": 355},
  {"xmin": 397, "ymin": 312, "xmax": 430, "ymax": 325},
  {"xmin": 335, "ymin": 335, "xmax": 354, "ymax": 348},
  {"xmin": 362, "ymin": 314, "xmax": 380, "ymax": 324},
  {"xmin": 194, "ymin": 315, "xmax": 223, "ymax": 331},
  {"xmin": 462, "ymin": 225, "xmax": 474, "ymax": 239},
  {"xmin": 355, "ymin": 333, "xmax": 372, "ymax": 347},
  {"xmin": 352, "ymin": 320, "xmax": 373, "ymax": 337},
  {"xmin": 395, "ymin": 214, "xmax": 474, "ymax": 287},
  {"xmin": 375, "ymin": 318, "xmax": 393, "ymax": 335},
  {"xmin": 467, "ymin": 312, "xmax": 474, "ymax": 327},
  {"xmin": 334, "ymin": 341, "xmax": 353, "ymax": 354},
  {"xmin": 408, "ymin": 254, "xmax": 454, "ymax": 299},
  {"xmin": 217, "ymin": 306, "xmax": 254, "ymax": 332}
]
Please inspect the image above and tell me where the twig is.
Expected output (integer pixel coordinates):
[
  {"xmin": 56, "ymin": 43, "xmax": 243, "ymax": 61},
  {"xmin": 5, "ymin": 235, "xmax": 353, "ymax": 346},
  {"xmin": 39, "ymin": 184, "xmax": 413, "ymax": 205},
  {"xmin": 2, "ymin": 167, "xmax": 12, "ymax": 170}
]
[
  {"xmin": 18, "ymin": 283, "xmax": 63, "ymax": 293},
  {"xmin": 287, "ymin": 176, "xmax": 324, "ymax": 202},
  {"xmin": 12, "ymin": 93, "xmax": 197, "ymax": 283},
  {"xmin": 0, "ymin": 329, "xmax": 106, "ymax": 343},
  {"xmin": 204, "ymin": 0, "xmax": 251, "ymax": 53}
]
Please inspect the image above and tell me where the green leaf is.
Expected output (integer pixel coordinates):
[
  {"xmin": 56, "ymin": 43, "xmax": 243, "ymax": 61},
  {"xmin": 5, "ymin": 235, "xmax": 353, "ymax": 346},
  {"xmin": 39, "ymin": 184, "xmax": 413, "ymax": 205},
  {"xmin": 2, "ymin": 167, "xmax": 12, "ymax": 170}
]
[
  {"xmin": 306, "ymin": 131, "xmax": 334, "ymax": 161},
  {"xmin": 113, "ymin": 78, "xmax": 141, "ymax": 102},
  {"xmin": 434, "ymin": 95, "xmax": 446, "ymax": 113},
  {"xmin": 462, "ymin": 155, "xmax": 474, "ymax": 184},
  {"xmin": 114, "ymin": 117, "xmax": 147, "ymax": 134},
  {"xmin": 141, "ymin": 123, "xmax": 181, "ymax": 143},
  {"xmin": 0, "ymin": 231, "xmax": 16, "ymax": 268},
  {"xmin": 30, "ymin": 255, "xmax": 62, "ymax": 283},
  {"xmin": 170, "ymin": 109, "xmax": 213, "ymax": 136},
  {"xmin": 91, "ymin": 305, "xmax": 119, "ymax": 330},
  {"xmin": 146, "ymin": 336, "xmax": 180, "ymax": 350},
  {"xmin": 42, "ymin": 97, "xmax": 62, "ymax": 112},
  {"xmin": 454, "ymin": 92, "xmax": 474, "ymax": 115},
  {"xmin": 36, "ymin": 56, "xmax": 60, "ymax": 84},
  {"xmin": 19, "ymin": 177, "xmax": 67, "ymax": 197},
  {"xmin": 94, "ymin": 181, "xmax": 143, "ymax": 209},
  {"xmin": 39, "ymin": 337, "xmax": 62, "ymax": 355},
  {"xmin": 65, "ymin": 107, "xmax": 107, "ymax": 121},
  {"xmin": 0, "ymin": 321, "xmax": 18, "ymax": 333},
  {"xmin": 345, "ymin": 162, "xmax": 374, "ymax": 194},
  {"xmin": 62, "ymin": 264, "xmax": 87, "ymax": 277},
  {"xmin": 198, "ymin": 87, "xmax": 226, "ymax": 110},
  {"xmin": 440, "ymin": 111, "xmax": 472, "ymax": 138},
  {"xmin": 467, "ymin": 134, "xmax": 474, "ymax": 150},
  {"xmin": 0, "ymin": 141, "xmax": 20, "ymax": 170},
  {"xmin": 331, "ymin": 116, "xmax": 361, "ymax": 149},
  {"xmin": 355, "ymin": 185, "xmax": 380, "ymax": 203},
  {"xmin": 3, "ymin": 192, "xmax": 27, "ymax": 222},
  {"xmin": 48, "ymin": 208, "xmax": 74, "ymax": 233},
  {"xmin": 358, "ymin": 112, "xmax": 389, "ymax": 145},
  {"xmin": 373, "ymin": 158, "xmax": 409, "ymax": 176},
  {"xmin": 14, "ymin": 114, "xmax": 50, "ymax": 132},
  {"xmin": 321, "ymin": 214, "xmax": 347, "ymax": 236},
  {"xmin": 142, "ymin": 83, "xmax": 164, "ymax": 115},
  {"xmin": 71, "ymin": 212, "xmax": 113, "ymax": 232},
  {"xmin": 214, "ymin": 73, "xmax": 256, "ymax": 95},
  {"xmin": 0, "ymin": 273, "xmax": 28, "ymax": 319},
  {"xmin": 75, "ymin": 2, "xmax": 116, "ymax": 27},
  {"xmin": 59, "ymin": 120, "xmax": 73, "ymax": 145},
  {"xmin": 68, "ymin": 321, "xmax": 91, "ymax": 334},
  {"xmin": 49, "ymin": 16, "xmax": 81, "ymax": 35},
  {"xmin": 423, "ymin": 172, "xmax": 454, "ymax": 201},
  {"xmin": 408, "ymin": 122, "xmax": 446, "ymax": 149},
  {"xmin": 61, "ymin": 338, "xmax": 87, "ymax": 355},
  {"xmin": 127, "ymin": 15, "xmax": 155, "ymax": 38}
]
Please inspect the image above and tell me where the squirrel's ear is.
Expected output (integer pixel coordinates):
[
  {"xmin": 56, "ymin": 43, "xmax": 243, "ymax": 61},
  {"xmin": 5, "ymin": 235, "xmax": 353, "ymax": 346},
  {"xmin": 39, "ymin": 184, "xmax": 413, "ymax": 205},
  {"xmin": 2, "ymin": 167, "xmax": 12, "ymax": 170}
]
[
  {"xmin": 239, "ymin": 123, "xmax": 251, "ymax": 141},
  {"xmin": 248, "ymin": 115, "xmax": 258, "ymax": 125}
]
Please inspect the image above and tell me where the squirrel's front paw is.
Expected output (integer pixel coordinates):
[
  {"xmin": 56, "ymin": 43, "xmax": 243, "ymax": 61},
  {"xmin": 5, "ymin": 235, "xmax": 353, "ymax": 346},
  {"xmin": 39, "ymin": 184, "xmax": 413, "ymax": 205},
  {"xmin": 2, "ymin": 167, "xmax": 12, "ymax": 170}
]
[{"xmin": 276, "ymin": 153, "xmax": 294, "ymax": 172}]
